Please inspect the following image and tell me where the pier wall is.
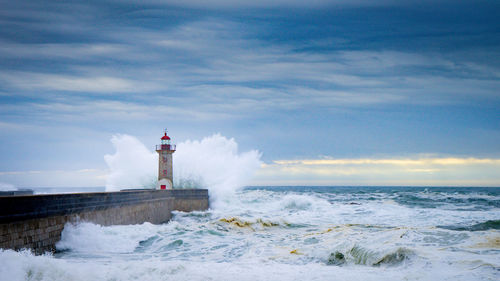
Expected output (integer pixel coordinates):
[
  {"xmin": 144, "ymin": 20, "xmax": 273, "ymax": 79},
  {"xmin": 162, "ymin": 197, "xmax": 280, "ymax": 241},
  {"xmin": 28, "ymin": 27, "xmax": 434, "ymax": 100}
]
[{"xmin": 0, "ymin": 189, "xmax": 209, "ymax": 254}]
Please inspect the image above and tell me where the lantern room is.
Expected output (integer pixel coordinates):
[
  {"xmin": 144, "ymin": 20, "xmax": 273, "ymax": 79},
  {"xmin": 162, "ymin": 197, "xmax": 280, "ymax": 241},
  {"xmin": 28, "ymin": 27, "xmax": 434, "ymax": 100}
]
[{"xmin": 157, "ymin": 130, "xmax": 176, "ymax": 152}]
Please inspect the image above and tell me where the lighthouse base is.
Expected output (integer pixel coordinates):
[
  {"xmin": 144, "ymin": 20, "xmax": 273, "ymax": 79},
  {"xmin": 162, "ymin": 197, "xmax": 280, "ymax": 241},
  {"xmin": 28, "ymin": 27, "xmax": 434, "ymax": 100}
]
[{"xmin": 157, "ymin": 178, "xmax": 173, "ymax": 189}]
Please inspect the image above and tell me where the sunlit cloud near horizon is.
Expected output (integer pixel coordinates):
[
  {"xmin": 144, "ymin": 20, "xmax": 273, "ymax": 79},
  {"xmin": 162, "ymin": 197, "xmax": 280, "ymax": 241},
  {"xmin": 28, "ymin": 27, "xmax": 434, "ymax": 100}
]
[{"xmin": 257, "ymin": 156, "xmax": 500, "ymax": 187}]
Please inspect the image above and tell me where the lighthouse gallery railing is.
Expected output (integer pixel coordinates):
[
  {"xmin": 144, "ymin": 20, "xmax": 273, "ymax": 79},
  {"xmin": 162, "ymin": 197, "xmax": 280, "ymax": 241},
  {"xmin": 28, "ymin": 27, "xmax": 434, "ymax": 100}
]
[{"xmin": 156, "ymin": 144, "xmax": 176, "ymax": 151}]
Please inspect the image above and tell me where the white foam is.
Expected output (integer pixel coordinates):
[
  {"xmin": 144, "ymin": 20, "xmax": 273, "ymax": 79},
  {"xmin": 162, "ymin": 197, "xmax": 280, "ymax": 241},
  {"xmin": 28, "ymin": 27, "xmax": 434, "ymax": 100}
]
[
  {"xmin": 0, "ymin": 249, "xmax": 411, "ymax": 281},
  {"xmin": 56, "ymin": 222, "xmax": 160, "ymax": 253}
]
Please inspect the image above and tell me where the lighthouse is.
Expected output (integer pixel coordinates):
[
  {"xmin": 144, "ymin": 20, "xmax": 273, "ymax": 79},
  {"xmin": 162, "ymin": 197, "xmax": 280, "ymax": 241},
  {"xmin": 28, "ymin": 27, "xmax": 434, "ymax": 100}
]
[{"xmin": 156, "ymin": 129, "xmax": 176, "ymax": 189}]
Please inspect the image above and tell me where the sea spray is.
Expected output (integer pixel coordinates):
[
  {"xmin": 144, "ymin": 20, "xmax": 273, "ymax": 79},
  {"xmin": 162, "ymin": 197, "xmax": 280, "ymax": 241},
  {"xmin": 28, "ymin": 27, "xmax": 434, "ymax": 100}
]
[
  {"xmin": 104, "ymin": 134, "xmax": 157, "ymax": 191},
  {"xmin": 174, "ymin": 134, "xmax": 261, "ymax": 206},
  {"xmin": 104, "ymin": 133, "xmax": 262, "ymax": 206}
]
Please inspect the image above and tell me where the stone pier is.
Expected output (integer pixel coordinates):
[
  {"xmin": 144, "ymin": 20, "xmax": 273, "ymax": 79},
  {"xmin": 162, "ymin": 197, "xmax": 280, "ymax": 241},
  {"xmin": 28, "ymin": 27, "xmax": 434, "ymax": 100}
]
[{"xmin": 0, "ymin": 189, "xmax": 209, "ymax": 254}]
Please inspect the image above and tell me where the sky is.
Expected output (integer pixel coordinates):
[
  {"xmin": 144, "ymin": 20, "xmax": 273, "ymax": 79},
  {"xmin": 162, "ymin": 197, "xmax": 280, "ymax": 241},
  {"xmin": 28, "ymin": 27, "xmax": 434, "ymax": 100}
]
[{"xmin": 0, "ymin": 0, "xmax": 499, "ymax": 188}]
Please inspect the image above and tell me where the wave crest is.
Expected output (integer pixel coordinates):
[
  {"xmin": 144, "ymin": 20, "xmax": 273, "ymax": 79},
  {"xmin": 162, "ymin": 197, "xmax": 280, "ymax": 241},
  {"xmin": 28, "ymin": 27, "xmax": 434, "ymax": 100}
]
[{"xmin": 327, "ymin": 246, "xmax": 414, "ymax": 266}]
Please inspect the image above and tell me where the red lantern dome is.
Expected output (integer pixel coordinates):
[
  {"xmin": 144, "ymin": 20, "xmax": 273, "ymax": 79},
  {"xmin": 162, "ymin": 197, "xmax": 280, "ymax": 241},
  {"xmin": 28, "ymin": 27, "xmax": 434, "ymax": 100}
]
[{"xmin": 159, "ymin": 130, "xmax": 173, "ymax": 147}]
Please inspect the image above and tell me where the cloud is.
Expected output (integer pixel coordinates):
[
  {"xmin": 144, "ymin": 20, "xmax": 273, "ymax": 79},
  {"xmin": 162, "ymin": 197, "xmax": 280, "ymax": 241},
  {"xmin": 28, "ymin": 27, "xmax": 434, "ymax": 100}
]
[
  {"xmin": 0, "ymin": 43, "xmax": 129, "ymax": 60},
  {"xmin": 108, "ymin": 0, "xmax": 451, "ymax": 9},
  {"xmin": 0, "ymin": 169, "xmax": 108, "ymax": 187},
  {"xmin": 0, "ymin": 72, "xmax": 147, "ymax": 93},
  {"xmin": 253, "ymin": 156, "xmax": 500, "ymax": 186},
  {"xmin": 0, "ymin": 182, "xmax": 17, "ymax": 191},
  {"xmin": 274, "ymin": 157, "xmax": 500, "ymax": 166},
  {"xmin": 2, "ymin": 16, "xmax": 498, "ymax": 112}
]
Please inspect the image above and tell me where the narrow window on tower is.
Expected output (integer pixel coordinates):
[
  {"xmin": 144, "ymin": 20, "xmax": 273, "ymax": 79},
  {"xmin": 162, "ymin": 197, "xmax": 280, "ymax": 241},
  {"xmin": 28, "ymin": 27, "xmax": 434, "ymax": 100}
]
[{"xmin": 163, "ymin": 169, "xmax": 167, "ymax": 175}]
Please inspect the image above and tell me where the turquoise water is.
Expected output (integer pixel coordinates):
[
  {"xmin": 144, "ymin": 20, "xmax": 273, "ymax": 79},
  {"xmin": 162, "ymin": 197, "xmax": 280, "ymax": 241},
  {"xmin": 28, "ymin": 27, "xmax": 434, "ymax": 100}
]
[{"xmin": 1, "ymin": 186, "xmax": 499, "ymax": 280}]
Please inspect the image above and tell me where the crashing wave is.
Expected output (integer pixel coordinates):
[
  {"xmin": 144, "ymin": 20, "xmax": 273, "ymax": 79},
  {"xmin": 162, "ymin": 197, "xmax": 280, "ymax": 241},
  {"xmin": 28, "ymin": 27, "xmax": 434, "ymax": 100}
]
[
  {"xmin": 327, "ymin": 246, "xmax": 414, "ymax": 266},
  {"xmin": 438, "ymin": 220, "xmax": 500, "ymax": 231}
]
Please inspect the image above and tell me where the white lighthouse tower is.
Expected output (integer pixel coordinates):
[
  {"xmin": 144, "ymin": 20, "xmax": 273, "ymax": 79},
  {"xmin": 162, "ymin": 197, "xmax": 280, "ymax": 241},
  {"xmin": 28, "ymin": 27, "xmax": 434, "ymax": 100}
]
[{"xmin": 156, "ymin": 129, "xmax": 176, "ymax": 189}]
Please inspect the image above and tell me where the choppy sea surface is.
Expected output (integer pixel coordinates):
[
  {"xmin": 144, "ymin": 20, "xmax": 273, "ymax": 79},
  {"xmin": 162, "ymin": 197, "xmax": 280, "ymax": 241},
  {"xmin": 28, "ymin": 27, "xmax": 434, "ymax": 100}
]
[{"xmin": 1, "ymin": 186, "xmax": 499, "ymax": 281}]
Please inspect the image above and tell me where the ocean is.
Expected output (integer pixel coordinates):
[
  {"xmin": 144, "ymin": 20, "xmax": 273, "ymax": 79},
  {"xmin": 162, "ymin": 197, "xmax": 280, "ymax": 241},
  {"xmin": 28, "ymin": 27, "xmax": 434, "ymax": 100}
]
[{"xmin": 0, "ymin": 186, "xmax": 499, "ymax": 281}]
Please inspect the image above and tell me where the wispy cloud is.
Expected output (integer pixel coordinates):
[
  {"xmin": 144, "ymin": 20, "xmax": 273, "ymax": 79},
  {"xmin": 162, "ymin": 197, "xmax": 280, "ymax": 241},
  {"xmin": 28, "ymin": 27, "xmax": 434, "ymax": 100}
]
[
  {"xmin": 112, "ymin": 0, "xmax": 445, "ymax": 9},
  {"xmin": 0, "ymin": 168, "xmax": 108, "ymax": 187},
  {"xmin": 0, "ymin": 43, "xmax": 129, "ymax": 60},
  {"xmin": 274, "ymin": 157, "xmax": 500, "ymax": 166},
  {"xmin": 254, "ymin": 156, "xmax": 500, "ymax": 186},
  {"xmin": 1, "ymin": 16, "xmax": 498, "ymax": 110},
  {"xmin": 0, "ymin": 100, "xmax": 233, "ymax": 124},
  {"xmin": 0, "ymin": 72, "xmax": 140, "ymax": 93}
]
